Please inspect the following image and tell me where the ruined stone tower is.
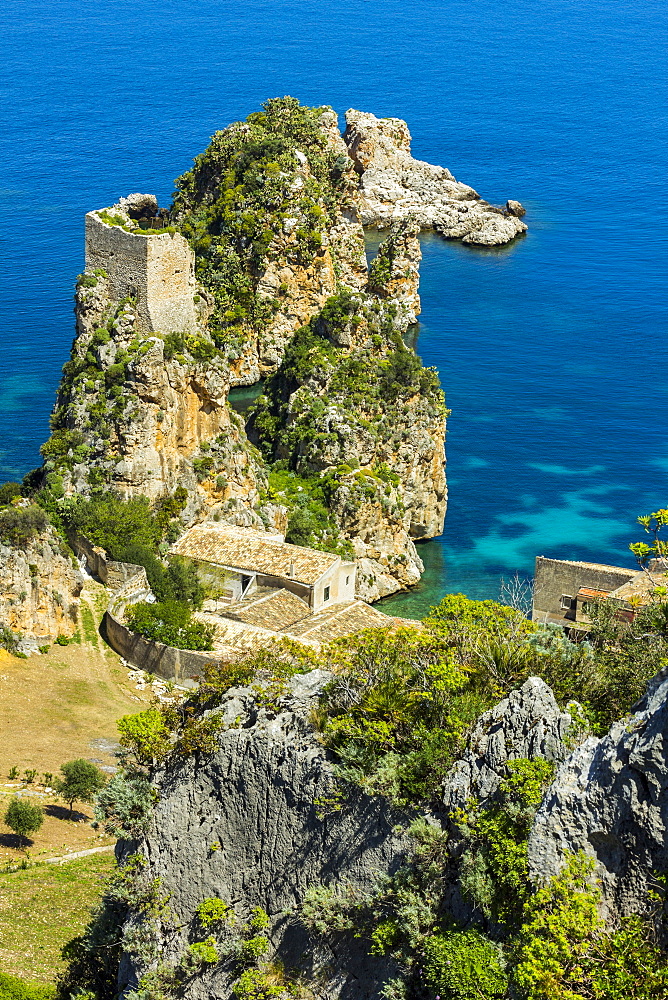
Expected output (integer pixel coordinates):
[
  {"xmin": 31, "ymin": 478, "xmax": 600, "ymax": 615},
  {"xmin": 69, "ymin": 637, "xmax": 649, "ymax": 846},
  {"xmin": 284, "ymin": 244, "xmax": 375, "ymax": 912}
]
[{"xmin": 84, "ymin": 209, "xmax": 198, "ymax": 336}]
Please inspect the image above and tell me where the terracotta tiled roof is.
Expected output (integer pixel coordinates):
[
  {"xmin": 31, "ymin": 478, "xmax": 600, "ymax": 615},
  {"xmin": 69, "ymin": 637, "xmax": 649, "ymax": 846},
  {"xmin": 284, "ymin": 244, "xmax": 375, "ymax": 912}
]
[
  {"xmin": 576, "ymin": 588, "xmax": 611, "ymax": 600},
  {"xmin": 224, "ymin": 589, "xmax": 312, "ymax": 631},
  {"xmin": 609, "ymin": 571, "xmax": 668, "ymax": 604},
  {"xmin": 194, "ymin": 597, "xmax": 420, "ymax": 658},
  {"xmin": 171, "ymin": 523, "xmax": 339, "ymax": 586}
]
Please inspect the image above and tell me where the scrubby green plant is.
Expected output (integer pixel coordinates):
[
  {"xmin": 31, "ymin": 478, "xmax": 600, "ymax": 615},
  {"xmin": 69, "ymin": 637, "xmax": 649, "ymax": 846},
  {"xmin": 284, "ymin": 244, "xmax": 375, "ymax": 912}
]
[
  {"xmin": 66, "ymin": 493, "xmax": 162, "ymax": 555},
  {"xmin": 231, "ymin": 969, "xmax": 283, "ymax": 1000},
  {"xmin": 94, "ymin": 771, "xmax": 155, "ymax": 838},
  {"xmin": 183, "ymin": 936, "xmax": 219, "ymax": 969},
  {"xmin": 317, "ymin": 627, "xmax": 488, "ymax": 805},
  {"xmin": 512, "ymin": 853, "xmax": 604, "ymax": 998},
  {"xmin": 259, "ymin": 466, "xmax": 352, "ymax": 557},
  {"xmin": 0, "ymin": 481, "xmax": 22, "ymax": 506},
  {"xmin": 421, "ymin": 928, "xmax": 508, "ymax": 999},
  {"xmin": 197, "ymin": 897, "xmax": 235, "ymax": 929},
  {"xmin": 116, "ymin": 708, "xmax": 172, "ymax": 767},
  {"xmin": 125, "ymin": 600, "xmax": 214, "ymax": 651},
  {"xmin": 0, "ymin": 625, "xmax": 19, "ymax": 655},
  {"xmin": 0, "ymin": 505, "xmax": 48, "ymax": 546},
  {"xmin": 457, "ymin": 757, "xmax": 555, "ymax": 928}
]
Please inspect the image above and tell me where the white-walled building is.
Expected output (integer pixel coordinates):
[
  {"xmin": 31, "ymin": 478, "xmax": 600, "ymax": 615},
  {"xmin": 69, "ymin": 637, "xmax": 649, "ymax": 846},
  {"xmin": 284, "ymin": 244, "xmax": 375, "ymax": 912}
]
[{"xmin": 170, "ymin": 523, "xmax": 356, "ymax": 612}]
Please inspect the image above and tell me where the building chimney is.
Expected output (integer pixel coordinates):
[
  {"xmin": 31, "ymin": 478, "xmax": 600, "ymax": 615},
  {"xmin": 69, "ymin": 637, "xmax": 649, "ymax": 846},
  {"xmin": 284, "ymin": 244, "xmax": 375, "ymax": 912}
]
[{"xmin": 288, "ymin": 561, "xmax": 295, "ymax": 579}]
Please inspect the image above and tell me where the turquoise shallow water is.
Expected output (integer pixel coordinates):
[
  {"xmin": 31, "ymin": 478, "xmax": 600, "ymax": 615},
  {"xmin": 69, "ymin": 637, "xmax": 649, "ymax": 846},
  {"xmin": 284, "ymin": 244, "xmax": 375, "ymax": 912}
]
[{"xmin": 1, "ymin": 0, "xmax": 666, "ymax": 614}]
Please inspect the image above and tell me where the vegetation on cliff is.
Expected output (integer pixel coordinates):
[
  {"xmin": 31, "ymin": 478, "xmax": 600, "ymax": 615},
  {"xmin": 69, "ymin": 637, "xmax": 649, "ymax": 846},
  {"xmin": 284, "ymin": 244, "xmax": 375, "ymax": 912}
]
[
  {"xmin": 69, "ymin": 561, "xmax": 668, "ymax": 1000},
  {"xmin": 172, "ymin": 96, "xmax": 356, "ymax": 357}
]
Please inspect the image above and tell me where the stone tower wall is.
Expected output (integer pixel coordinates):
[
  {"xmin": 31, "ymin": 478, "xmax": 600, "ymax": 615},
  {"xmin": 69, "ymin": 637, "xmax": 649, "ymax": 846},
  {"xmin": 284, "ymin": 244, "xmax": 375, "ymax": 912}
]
[{"xmin": 84, "ymin": 212, "xmax": 197, "ymax": 335}]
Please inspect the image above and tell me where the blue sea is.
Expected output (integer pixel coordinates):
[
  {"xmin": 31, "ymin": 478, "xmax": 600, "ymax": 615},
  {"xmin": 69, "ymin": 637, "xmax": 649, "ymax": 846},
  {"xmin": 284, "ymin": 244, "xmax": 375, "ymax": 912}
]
[{"xmin": 2, "ymin": 0, "xmax": 666, "ymax": 616}]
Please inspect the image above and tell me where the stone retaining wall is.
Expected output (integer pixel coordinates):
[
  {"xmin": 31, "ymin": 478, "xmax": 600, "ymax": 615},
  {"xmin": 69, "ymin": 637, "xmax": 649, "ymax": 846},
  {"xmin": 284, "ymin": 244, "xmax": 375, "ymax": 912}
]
[
  {"xmin": 71, "ymin": 532, "xmax": 216, "ymax": 682},
  {"xmin": 105, "ymin": 579, "xmax": 217, "ymax": 683}
]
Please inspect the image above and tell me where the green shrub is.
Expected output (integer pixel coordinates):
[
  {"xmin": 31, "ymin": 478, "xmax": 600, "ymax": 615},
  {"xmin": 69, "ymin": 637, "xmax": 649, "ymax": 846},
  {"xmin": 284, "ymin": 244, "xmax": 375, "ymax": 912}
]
[
  {"xmin": 457, "ymin": 758, "xmax": 555, "ymax": 928},
  {"xmin": 185, "ymin": 936, "xmax": 219, "ymax": 967},
  {"xmin": 54, "ymin": 758, "xmax": 106, "ymax": 817},
  {"xmin": 0, "ymin": 481, "xmax": 22, "ymax": 506},
  {"xmin": 125, "ymin": 600, "xmax": 214, "ymax": 651},
  {"xmin": 94, "ymin": 771, "xmax": 155, "ymax": 838},
  {"xmin": 4, "ymin": 797, "xmax": 44, "ymax": 845},
  {"xmin": 0, "ymin": 506, "xmax": 47, "ymax": 546},
  {"xmin": 0, "ymin": 625, "xmax": 19, "ymax": 655},
  {"xmin": 116, "ymin": 708, "xmax": 172, "ymax": 766},
  {"xmin": 197, "ymin": 897, "xmax": 234, "ymax": 928},
  {"xmin": 422, "ymin": 929, "xmax": 508, "ymax": 999},
  {"xmin": 239, "ymin": 935, "xmax": 269, "ymax": 963},
  {"xmin": 67, "ymin": 493, "xmax": 161, "ymax": 555},
  {"xmin": 231, "ymin": 969, "xmax": 283, "ymax": 1000}
]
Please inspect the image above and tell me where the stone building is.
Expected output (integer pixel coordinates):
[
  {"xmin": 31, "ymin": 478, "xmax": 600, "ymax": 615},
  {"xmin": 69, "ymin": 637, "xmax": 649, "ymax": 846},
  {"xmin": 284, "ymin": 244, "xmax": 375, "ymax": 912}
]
[
  {"xmin": 532, "ymin": 555, "xmax": 667, "ymax": 632},
  {"xmin": 84, "ymin": 202, "xmax": 198, "ymax": 336},
  {"xmin": 171, "ymin": 523, "xmax": 356, "ymax": 611}
]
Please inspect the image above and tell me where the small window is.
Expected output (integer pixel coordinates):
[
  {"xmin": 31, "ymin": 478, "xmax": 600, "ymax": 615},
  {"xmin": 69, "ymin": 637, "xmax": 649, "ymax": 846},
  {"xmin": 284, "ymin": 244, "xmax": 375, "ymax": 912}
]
[
  {"xmin": 324, "ymin": 586, "xmax": 330, "ymax": 602},
  {"xmin": 345, "ymin": 576, "xmax": 350, "ymax": 586},
  {"xmin": 560, "ymin": 594, "xmax": 573, "ymax": 610},
  {"xmin": 581, "ymin": 600, "xmax": 591, "ymax": 615}
]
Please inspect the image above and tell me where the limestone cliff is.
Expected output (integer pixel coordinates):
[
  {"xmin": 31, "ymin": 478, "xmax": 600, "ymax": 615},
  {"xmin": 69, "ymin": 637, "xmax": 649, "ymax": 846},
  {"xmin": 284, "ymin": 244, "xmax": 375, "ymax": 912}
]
[
  {"xmin": 528, "ymin": 667, "xmax": 668, "ymax": 921},
  {"xmin": 248, "ymin": 265, "xmax": 447, "ymax": 601},
  {"xmin": 103, "ymin": 673, "xmax": 588, "ymax": 1000},
  {"xmin": 44, "ymin": 269, "xmax": 265, "ymax": 520},
  {"xmin": 171, "ymin": 100, "xmax": 368, "ymax": 386},
  {"xmin": 344, "ymin": 109, "xmax": 527, "ymax": 246},
  {"xmin": 118, "ymin": 671, "xmax": 411, "ymax": 1000},
  {"xmin": 0, "ymin": 511, "xmax": 83, "ymax": 650}
]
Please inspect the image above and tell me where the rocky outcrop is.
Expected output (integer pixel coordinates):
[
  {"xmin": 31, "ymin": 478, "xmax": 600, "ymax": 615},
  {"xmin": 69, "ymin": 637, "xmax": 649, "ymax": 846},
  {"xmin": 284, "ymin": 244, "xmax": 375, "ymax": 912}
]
[
  {"xmin": 325, "ymin": 389, "xmax": 447, "ymax": 602},
  {"xmin": 442, "ymin": 677, "xmax": 576, "ymax": 820},
  {"xmin": 249, "ymin": 285, "xmax": 447, "ymax": 601},
  {"xmin": 121, "ymin": 671, "xmax": 411, "ymax": 1000},
  {"xmin": 367, "ymin": 217, "xmax": 422, "ymax": 326},
  {"xmin": 0, "ymin": 521, "xmax": 83, "ymax": 650},
  {"xmin": 171, "ymin": 104, "xmax": 369, "ymax": 387},
  {"xmin": 343, "ymin": 109, "xmax": 527, "ymax": 246},
  {"xmin": 528, "ymin": 670, "xmax": 668, "ymax": 920},
  {"xmin": 46, "ymin": 274, "xmax": 265, "ymax": 520}
]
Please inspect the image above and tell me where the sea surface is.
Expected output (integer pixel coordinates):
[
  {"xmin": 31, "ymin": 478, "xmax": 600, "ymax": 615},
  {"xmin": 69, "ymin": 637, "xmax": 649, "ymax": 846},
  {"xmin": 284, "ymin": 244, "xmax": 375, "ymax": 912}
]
[{"xmin": 2, "ymin": 0, "xmax": 666, "ymax": 617}]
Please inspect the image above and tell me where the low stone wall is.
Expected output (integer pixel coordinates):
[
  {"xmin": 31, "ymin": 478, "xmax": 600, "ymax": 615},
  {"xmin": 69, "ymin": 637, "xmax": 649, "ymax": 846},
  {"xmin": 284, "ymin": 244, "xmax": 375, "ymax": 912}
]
[
  {"xmin": 102, "ymin": 569, "xmax": 216, "ymax": 681},
  {"xmin": 71, "ymin": 532, "xmax": 218, "ymax": 682},
  {"xmin": 70, "ymin": 532, "xmax": 147, "ymax": 591}
]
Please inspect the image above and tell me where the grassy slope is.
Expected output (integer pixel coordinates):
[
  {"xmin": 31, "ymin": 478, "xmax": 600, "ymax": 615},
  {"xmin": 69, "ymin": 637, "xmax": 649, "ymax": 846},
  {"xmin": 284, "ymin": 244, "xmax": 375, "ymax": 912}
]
[
  {"xmin": 0, "ymin": 579, "xmax": 152, "ymax": 985},
  {"xmin": 0, "ymin": 853, "xmax": 116, "ymax": 983},
  {"xmin": 0, "ymin": 580, "xmax": 151, "ymax": 863}
]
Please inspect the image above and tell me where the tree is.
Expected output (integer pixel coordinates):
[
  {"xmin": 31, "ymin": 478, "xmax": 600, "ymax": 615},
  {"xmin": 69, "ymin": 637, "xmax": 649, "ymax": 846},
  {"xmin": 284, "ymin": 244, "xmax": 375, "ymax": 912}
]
[
  {"xmin": 55, "ymin": 759, "xmax": 106, "ymax": 818},
  {"xmin": 4, "ymin": 797, "xmax": 43, "ymax": 848}
]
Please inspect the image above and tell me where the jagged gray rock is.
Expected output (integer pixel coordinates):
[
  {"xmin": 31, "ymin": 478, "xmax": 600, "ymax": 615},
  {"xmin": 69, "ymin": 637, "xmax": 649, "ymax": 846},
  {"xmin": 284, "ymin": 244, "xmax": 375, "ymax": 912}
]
[
  {"xmin": 442, "ymin": 677, "xmax": 576, "ymax": 818},
  {"xmin": 121, "ymin": 671, "xmax": 412, "ymax": 1000},
  {"xmin": 528, "ymin": 669, "xmax": 668, "ymax": 919}
]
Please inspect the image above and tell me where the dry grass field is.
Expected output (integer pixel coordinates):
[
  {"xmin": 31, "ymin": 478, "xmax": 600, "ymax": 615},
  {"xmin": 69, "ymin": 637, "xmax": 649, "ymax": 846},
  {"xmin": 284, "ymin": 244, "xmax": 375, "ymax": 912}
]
[
  {"xmin": 0, "ymin": 582, "xmax": 152, "ymax": 863},
  {"xmin": 0, "ymin": 580, "xmax": 155, "ymax": 987}
]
